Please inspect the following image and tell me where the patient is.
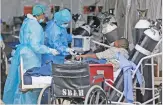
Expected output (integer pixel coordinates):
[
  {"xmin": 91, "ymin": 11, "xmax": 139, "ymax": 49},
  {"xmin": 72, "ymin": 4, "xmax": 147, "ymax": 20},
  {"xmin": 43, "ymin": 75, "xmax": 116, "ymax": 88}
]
[{"xmin": 76, "ymin": 38, "xmax": 129, "ymax": 71}]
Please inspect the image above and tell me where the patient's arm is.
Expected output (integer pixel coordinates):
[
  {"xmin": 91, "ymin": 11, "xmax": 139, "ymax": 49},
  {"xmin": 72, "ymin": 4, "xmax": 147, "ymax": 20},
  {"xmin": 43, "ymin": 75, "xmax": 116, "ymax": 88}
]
[
  {"xmin": 76, "ymin": 54, "xmax": 98, "ymax": 60},
  {"xmin": 76, "ymin": 47, "xmax": 118, "ymax": 60}
]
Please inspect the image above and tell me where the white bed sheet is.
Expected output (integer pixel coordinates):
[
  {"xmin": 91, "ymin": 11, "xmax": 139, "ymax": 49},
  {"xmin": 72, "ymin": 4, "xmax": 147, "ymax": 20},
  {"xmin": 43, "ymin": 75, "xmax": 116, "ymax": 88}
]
[{"xmin": 31, "ymin": 76, "xmax": 52, "ymax": 85}]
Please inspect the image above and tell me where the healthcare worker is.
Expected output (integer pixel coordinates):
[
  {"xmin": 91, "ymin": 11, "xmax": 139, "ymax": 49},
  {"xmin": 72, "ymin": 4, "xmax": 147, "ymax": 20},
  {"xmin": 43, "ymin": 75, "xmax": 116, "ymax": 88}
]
[
  {"xmin": 42, "ymin": 9, "xmax": 75, "ymax": 64},
  {"xmin": 3, "ymin": 4, "xmax": 59, "ymax": 104}
]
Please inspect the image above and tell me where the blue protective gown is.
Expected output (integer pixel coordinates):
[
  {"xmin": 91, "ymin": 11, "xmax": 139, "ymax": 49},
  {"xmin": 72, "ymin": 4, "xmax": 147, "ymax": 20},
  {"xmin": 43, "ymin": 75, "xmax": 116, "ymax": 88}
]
[
  {"xmin": 3, "ymin": 16, "xmax": 51, "ymax": 104},
  {"xmin": 42, "ymin": 9, "xmax": 72, "ymax": 64},
  {"xmin": 0, "ymin": 34, "xmax": 2, "ymax": 41}
]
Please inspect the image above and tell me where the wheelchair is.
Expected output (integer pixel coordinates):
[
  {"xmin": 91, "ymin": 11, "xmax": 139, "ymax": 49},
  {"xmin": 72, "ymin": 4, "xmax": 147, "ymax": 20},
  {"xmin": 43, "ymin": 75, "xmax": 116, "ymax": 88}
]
[{"xmin": 37, "ymin": 63, "xmax": 109, "ymax": 105}]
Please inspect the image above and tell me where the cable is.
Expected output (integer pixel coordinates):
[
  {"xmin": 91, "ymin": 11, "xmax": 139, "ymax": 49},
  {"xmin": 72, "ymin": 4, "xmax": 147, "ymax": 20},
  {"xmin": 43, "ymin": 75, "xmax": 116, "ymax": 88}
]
[{"xmin": 91, "ymin": 40, "xmax": 111, "ymax": 48}]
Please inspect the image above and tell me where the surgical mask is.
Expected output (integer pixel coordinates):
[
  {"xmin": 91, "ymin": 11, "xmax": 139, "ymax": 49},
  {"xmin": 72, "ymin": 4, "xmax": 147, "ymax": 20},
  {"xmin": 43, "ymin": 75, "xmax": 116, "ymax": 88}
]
[
  {"xmin": 39, "ymin": 18, "xmax": 44, "ymax": 23},
  {"xmin": 61, "ymin": 23, "xmax": 69, "ymax": 28}
]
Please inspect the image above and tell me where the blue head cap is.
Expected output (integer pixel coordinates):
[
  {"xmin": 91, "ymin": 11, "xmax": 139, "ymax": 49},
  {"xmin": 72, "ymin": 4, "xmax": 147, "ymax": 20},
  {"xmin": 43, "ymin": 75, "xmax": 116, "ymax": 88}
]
[
  {"xmin": 32, "ymin": 4, "xmax": 46, "ymax": 16},
  {"xmin": 54, "ymin": 9, "xmax": 72, "ymax": 26}
]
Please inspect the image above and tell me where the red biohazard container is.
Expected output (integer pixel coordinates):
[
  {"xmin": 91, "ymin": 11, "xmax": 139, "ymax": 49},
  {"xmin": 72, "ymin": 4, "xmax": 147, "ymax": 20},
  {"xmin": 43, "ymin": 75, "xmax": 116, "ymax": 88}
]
[{"xmin": 89, "ymin": 64, "xmax": 114, "ymax": 86}]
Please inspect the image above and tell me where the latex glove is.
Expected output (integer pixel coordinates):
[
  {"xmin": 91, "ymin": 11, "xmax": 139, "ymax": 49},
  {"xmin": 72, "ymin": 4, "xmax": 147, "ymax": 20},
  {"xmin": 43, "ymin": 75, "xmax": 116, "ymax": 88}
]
[
  {"xmin": 49, "ymin": 48, "xmax": 59, "ymax": 56},
  {"xmin": 0, "ymin": 41, "xmax": 5, "ymax": 49},
  {"xmin": 66, "ymin": 48, "xmax": 76, "ymax": 56},
  {"xmin": 11, "ymin": 50, "xmax": 16, "ymax": 56},
  {"xmin": 9, "ymin": 57, "xmax": 13, "ymax": 61}
]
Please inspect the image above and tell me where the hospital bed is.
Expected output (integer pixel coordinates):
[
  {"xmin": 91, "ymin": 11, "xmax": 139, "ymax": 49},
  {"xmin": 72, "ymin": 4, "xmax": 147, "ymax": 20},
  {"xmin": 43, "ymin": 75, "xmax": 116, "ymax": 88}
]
[{"xmin": 20, "ymin": 57, "xmax": 51, "ymax": 90}]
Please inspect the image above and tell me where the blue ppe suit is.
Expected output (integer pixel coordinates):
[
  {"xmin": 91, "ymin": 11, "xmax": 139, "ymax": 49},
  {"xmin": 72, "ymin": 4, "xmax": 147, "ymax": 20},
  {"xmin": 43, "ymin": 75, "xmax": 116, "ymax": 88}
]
[
  {"xmin": 116, "ymin": 52, "xmax": 143, "ymax": 103},
  {"xmin": 42, "ymin": 9, "xmax": 72, "ymax": 64},
  {"xmin": 0, "ymin": 35, "xmax": 2, "ymax": 41},
  {"xmin": 3, "ymin": 16, "xmax": 51, "ymax": 104}
]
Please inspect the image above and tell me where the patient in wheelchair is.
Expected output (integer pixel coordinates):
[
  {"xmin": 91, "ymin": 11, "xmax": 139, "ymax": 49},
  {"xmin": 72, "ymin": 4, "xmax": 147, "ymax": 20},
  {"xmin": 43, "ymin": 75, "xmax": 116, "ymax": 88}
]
[{"xmin": 76, "ymin": 38, "xmax": 129, "ymax": 71}]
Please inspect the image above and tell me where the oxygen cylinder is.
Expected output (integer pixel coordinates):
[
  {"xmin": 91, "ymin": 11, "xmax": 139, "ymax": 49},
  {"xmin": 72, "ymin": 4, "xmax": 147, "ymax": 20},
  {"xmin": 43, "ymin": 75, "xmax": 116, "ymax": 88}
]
[
  {"xmin": 102, "ymin": 23, "xmax": 119, "ymax": 43},
  {"xmin": 107, "ymin": 8, "xmax": 117, "ymax": 24},
  {"xmin": 73, "ymin": 25, "xmax": 91, "ymax": 36},
  {"xmin": 131, "ymin": 27, "xmax": 161, "ymax": 64},
  {"xmin": 133, "ymin": 9, "xmax": 150, "ymax": 45},
  {"xmin": 73, "ymin": 16, "xmax": 100, "ymax": 36},
  {"xmin": 132, "ymin": 26, "xmax": 161, "ymax": 103}
]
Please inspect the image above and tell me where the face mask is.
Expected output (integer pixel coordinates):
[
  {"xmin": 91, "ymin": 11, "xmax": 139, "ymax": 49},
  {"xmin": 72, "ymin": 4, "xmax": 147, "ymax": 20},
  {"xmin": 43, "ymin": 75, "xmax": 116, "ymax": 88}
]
[
  {"xmin": 39, "ymin": 18, "xmax": 44, "ymax": 23},
  {"xmin": 61, "ymin": 23, "xmax": 69, "ymax": 28}
]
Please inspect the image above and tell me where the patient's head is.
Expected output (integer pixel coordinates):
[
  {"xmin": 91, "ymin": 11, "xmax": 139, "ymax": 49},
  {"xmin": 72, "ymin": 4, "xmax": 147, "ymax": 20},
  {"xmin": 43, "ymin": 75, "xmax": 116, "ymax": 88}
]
[{"xmin": 114, "ymin": 38, "xmax": 129, "ymax": 50}]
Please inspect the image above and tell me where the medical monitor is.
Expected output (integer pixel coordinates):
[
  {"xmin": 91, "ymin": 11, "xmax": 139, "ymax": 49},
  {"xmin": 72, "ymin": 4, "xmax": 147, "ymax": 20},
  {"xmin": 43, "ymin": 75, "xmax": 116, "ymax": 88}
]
[{"xmin": 72, "ymin": 35, "xmax": 91, "ymax": 52}]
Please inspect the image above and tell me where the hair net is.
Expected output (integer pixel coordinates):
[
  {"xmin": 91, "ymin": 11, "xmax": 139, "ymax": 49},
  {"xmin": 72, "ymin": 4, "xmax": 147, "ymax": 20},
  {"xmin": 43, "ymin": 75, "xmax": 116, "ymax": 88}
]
[
  {"xmin": 54, "ymin": 9, "xmax": 72, "ymax": 26},
  {"xmin": 32, "ymin": 4, "xmax": 46, "ymax": 16},
  {"xmin": 118, "ymin": 38, "xmax": 129, "ymax": 50}
]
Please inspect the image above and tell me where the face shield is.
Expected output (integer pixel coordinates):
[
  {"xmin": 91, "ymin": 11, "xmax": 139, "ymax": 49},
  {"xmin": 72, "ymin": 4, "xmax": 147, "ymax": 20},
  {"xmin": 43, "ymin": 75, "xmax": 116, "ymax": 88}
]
[{"xmin": 61, "ymin": 23, "xmax": 69, "ymax": 28}]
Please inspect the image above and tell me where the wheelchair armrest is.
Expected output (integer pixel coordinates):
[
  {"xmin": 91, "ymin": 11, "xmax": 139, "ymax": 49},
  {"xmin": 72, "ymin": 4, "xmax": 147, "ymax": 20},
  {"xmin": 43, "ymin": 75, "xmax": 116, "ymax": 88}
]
[{"xmin": 92, "ymin": 74, "xmax": 105, "ymax": 84}]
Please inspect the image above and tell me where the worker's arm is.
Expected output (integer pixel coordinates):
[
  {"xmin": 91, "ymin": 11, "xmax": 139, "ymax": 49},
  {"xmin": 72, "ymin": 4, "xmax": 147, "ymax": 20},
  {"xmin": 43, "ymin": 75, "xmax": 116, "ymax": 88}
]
[
  {"xmin": 51, "ymin": 32, "xmax": 69, "ymax": 55},
  {"xmin": 45, "ymin": 24, "xmax": 69, "ymax": 55},
  {"xmin": 29, "ymin": 21, "xmax": 51, "ymax": 54}
]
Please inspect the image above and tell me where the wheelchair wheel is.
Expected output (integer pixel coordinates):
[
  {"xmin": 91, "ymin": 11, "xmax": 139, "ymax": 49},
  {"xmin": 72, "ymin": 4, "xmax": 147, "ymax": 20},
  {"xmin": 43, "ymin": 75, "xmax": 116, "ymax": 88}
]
[
  {"xmin": 53, "ymin": 98, "xmax": 84, "ymax": 105},
  {"xmin": 84, "ymin": 85, "xmax": 108, "ymax": 105},
  {"xmin": 38, "ymin": 85, "xmax": 84, "ymax": 105},
  {"xmin": 37, "ymin": 85, "xmax": 51, "ymax": 105}
]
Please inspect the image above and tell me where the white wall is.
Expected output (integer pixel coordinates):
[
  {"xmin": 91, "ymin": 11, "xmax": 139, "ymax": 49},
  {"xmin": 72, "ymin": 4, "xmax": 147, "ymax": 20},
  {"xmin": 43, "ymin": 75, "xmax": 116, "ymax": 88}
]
[
  {"xmin": 1, "ymin": 0, "xmax": 21, "ymax": 23},
  {"xmin": 1, "ymin": 0, "xmax": 112, "ymax": 24}
]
